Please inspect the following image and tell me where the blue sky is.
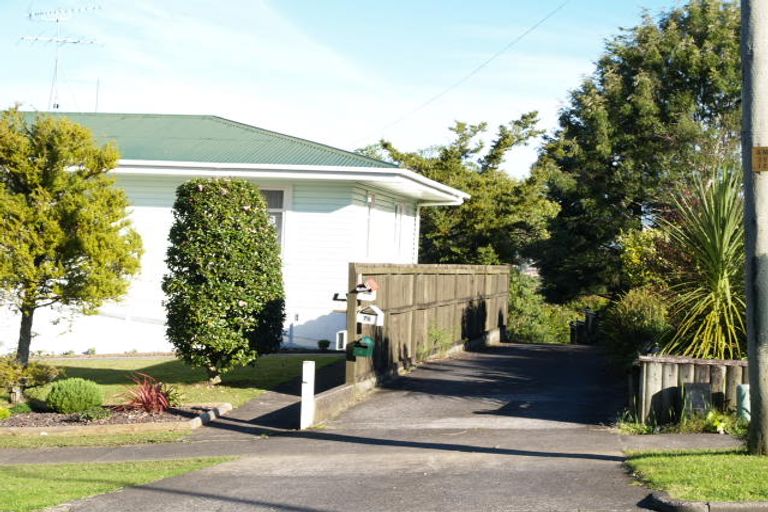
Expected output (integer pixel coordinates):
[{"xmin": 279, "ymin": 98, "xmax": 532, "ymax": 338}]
[{"xmin": 1, "ymin": 0, "xmax": 679, "ymax": 176}]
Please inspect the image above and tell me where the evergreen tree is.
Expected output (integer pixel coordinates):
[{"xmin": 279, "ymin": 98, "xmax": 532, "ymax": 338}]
[
  {"xmin": 0, "ymin": 108, "xmax": 142, "ymax": 364},
  {"xmin": 379, "ymin": 113, "xmax": 559, "ymax": 264},
  {"xmin": 531, "ymin": 0, "xmax": 741, "ymax": 301},
  {"xmin": 163, "ymin": 178, "xmax": 285, "ymax": 385}
]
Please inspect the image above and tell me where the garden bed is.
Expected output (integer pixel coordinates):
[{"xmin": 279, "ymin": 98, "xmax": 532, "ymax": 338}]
[
  {"xmin": 0, "ymin": 403, "xmax": 231, "ymax": 436},
  {"xmin": 1, "ymin": 406, "xmax": 200, "ymax": 428}
]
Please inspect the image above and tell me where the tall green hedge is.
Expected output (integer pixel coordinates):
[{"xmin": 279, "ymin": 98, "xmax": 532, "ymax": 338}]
[{"xmin": 163, "ymin": 178, "xmax": 285, "ymax": 384}]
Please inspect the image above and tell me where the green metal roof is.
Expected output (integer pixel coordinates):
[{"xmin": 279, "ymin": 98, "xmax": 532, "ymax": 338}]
[{"xmin": 22, "ymin": 112, "xmax": 398, "ymax": 168}]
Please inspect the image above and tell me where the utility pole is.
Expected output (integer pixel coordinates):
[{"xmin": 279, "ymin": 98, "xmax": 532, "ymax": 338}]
[{"xmin": 742, "ymin": 0, "xmax": 768, "ymax": 455}]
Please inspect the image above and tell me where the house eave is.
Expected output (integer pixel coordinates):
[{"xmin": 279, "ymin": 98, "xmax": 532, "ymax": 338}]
[{"xmin": 113, "ymin": 159, "xmax": 469, "ymax": 205}]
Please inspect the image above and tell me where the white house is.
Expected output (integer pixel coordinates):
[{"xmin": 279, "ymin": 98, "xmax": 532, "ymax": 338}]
[{"xmin": 0, "ymin": 113, "xmax": 467, "ymax": 355}]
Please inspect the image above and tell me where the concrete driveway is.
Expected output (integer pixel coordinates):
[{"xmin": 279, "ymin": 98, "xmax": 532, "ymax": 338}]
[{"xmin": 58, "ymin": 344, "xmax": 655, "ymax": 511}]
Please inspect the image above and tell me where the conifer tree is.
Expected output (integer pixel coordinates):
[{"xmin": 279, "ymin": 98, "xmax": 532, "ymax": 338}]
[{"xmin": 0, "ymin": 108, "xmax": 142, "ymax": 364}]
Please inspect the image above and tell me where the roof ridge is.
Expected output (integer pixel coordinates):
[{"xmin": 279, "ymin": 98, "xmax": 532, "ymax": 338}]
[{"xmin": 208, "ymin": 116, "xmax": 398, "ymax": 168}]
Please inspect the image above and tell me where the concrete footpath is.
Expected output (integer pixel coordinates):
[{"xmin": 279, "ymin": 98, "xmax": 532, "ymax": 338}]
[{"xmin": 1, "ymin": 345, "xmax": 742, "ymax": 511}]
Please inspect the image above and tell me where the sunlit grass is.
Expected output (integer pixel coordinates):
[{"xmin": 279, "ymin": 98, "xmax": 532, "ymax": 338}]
[
  {"xmin": 627, "ymin": 448, "xmax": 768, "ymax": 502},
  {"xmin": 0, "ymin": 457, "xmax": 235, "ymax": 512},
  {"xmin": 43, "ymin": 354, "xmax": 343, "ymax": 407}
]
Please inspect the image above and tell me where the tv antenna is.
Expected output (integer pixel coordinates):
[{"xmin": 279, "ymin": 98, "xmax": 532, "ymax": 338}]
[{"xmin": 21, "ymin": 4, "xmax": 101, "ymax": 110}]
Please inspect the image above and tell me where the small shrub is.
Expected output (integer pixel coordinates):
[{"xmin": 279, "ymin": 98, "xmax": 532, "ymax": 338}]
[
  {"xmin": 679, "ymin": 410, "xmax": 747, "ymax": 437},
  {"xmin": 121, "ymin": 373, "xmax": 174, "ymax": 414},
  {"xmin": 23, "ymin": 383, "xmax": 54, "ymax": 412},
  {"xmin": 77, "ymin": 406, "xmax": 112, "ymax": 422},
  {"xmin": 46, "ymin": 378, "xmax": 103, "ymax": 413},
  {"xmin": 0, "ymin": 357, "xmax": 62, "ymax": 391},
  {"xmin": 507, "ymin": 269, "xmax": 582, "ymax": 344},
  {"xmin": 600, "ymin": 287, "xmax": 670, "ymax": 367},
  {"xmin": 0, "ymin": 407, "xmax": 10, "ymax": 421},
  {"xmin": 83, "ymin": 347, "xmax": 97, "ymax": 356},
  {"xmin": 10, "ymin": 403, "xmax": 32, "ymax": 415},
  {"xmin": 317, "ymin": 339, "xmax": 331, "ymax": 352},
  {"xmin": 164, "ymin": 384, "xmax": 184, "ymax": 407},
  {"xmin": 617, "ymin": 415, "xmax": 656, "ymax": 435}
]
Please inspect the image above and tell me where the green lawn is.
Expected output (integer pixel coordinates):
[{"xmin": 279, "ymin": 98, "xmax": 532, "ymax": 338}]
[
  {"xmin": 0, "ymin": 457, "xmax": 234, "ymax": 512},
  {"xmin": 0, "ymin": 431, "xmax": 189, "ymax": 449},
  {"xmin": 627, "ymin": 449, "xmax": 768, "ymax": 502},
  {"xmin": 40, "ymin": 354, "xmax": 343, "ymax": 407}
]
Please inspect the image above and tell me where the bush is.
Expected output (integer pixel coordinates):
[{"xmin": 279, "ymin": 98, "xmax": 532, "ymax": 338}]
[
  {"xmin": 0, "ymin": 407, "xmax": 10, "ymax": 421},
  {"xmin": 0, "ymin": 357, "xmax": 62, "ymax": 391},
  {"xmin": 77, "ymin": 406, "xmax": 112, "ymax": 422},
  {"xmin": 10, "ymin": 403, "xmax": 32, "ymax": 415},
  {"xmin": 46, "ymin": 378, "xmax": 103, "ymax": 413},
  {"xmin": 600, "ymin": 287, "xmax": 670, "ymax": 367},
  {"xmin": 22, "ymin": 383, "xmax": 54, "ymax": 411},
  {"xmin": 163, "ymin": 178, "xmax": 285, "ymax": 385},
  {"xmin": 508, "ymin": 269, "xmax": 581, "ymax": 344},
  {"xmin": 317, "ymin": 339, "xmax": 331, "ymax": 352},
  {"xmin": 121, "ymin": 373, "xmax": 178, "ymax": 414}
]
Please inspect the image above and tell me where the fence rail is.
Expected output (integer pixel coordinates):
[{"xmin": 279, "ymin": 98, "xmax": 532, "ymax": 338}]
[
  {"xmin": 633, "ymin": 355, "xmax": 748, "ymax": 423},
  {"xmin": 346, "ymin": 263, "xmax": 510, "ymax": 384}
]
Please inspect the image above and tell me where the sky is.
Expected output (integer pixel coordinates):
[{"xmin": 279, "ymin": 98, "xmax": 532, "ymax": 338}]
[{"xmin": 0, "ymin": 0, "xmax": 681, "ymax": 177}]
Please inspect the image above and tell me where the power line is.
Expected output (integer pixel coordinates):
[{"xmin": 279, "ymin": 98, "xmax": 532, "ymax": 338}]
[{"xmin": 355, "ymin": 0, "xmax": 571, "ymax": 145}]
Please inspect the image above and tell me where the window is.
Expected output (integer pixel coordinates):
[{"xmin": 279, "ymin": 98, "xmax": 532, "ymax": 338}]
[{"xmin": 262, "ymin": 190, "xmax": 284, "ymax": 245}]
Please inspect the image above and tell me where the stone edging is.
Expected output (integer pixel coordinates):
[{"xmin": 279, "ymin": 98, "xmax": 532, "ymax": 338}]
[
  {"xmin": 0, "ymin": 403, "xmax": 232, "ymax": 437},
  {"xmin": 644, "ymin": 491, "xmax": 768, "ymax": 512}
]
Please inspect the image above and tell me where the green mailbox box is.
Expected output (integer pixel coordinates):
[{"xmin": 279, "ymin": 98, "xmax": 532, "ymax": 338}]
[{"xmin": 352, "ymin": 336, "xmax": 375, "ymax": 358}]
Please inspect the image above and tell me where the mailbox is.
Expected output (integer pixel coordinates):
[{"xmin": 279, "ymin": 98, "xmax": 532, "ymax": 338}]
[
  {"xmin": 356, "ymin": 305, "xmax": 384, "ymax": 327},
  {"xmin": 352, "ymin": 336, "xmax": 375, "ymax": 358}
]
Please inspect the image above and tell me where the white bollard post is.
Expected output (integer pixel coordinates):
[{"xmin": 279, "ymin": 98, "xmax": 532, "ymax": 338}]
[{"xmin": 299, "ymin": 360, "xmax": 316, "ymax": 430}]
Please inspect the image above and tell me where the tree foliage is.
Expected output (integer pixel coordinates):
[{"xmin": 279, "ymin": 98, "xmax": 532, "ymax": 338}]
[
  {"xmin": 0, "ymin": 108, "xmax": 142, "ymax": 364},
  {"xmin": 378, "ymin": 113, "xmax": 559, "ymax": 264},
  {"xmin": 163, "ymin": 178, "xmax": 285, "ymax": 384},
  {"xmin": 507, "ymin": 268, "xmax": 581, "ymax": 344},
  {"xmin": 530, "ymin": 0, "xmax": 741, "ymax": 301}
]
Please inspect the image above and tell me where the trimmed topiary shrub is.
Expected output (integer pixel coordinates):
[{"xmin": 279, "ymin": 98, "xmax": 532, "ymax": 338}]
[
  {"xmin": 163, "ymin": 178, "xmax": 285, "ymax": 384},
  {"xmin": 600, "ymin": 287, "xmax": 670, "ymax": 367},
  {"xmin": 46, "ymin": 378, "xmax": 103, "ymax": 413}
]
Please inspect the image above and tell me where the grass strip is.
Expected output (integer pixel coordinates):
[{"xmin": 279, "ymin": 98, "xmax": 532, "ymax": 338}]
[
  {"xmin": 626, "ymin": 448, "xmax": 768, "ymax": 502},
  {"xmin": 51, "ymin": 354, "xmax": 343, "ymax": 407},
  {"xmin": 0, "ymin": 456, "xmax": 235, "ymax": 512},
  {"xmin": 0, "ymin": 430, "xmax": 189, "ymax": 449}
]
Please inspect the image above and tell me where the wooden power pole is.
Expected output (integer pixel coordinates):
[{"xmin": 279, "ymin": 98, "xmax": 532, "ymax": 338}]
[{"xmin": 743, "ymin": 0, "xmax": 768, "ymax": 455}]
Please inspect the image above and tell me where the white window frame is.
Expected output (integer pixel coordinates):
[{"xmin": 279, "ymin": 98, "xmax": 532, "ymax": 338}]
[{"xmin": 259, "ymin": 185, "xmax": 291, "ymax": 250}]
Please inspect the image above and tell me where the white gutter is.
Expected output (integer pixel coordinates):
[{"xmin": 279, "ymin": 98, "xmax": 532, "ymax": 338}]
[{"xmin": 112, "ymin": 159, "xmax": 470, "ymax": 205}]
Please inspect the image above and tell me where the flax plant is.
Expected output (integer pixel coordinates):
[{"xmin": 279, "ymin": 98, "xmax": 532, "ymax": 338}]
[{"xmin": 661, "ymin": 169, "xmax": 746, "ymax": 359}]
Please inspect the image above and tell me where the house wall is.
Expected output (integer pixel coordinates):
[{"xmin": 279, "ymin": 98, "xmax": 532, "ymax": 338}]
[{"xmin": 0, "ymin": 173, "xmax": 420, "ymax": 355}]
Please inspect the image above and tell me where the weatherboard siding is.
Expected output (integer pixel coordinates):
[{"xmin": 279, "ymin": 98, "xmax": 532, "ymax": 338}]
[
  {"xmin": 281, "ymin": 182, "xmax": 358, "ymax": 346},
  {"xmin": 0, "ymin": 175, "xmax": 422, "ymax": 354}
]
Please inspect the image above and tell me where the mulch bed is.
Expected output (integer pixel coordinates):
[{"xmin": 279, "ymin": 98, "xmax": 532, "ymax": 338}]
[{"xmin": 0, "ymin": 407, "xmax": 207, "ymax": 428}]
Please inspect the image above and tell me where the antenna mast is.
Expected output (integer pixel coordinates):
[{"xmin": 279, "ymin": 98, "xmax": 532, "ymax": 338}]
[{"xmin": 22, "ymin": 5, "xmax": 100, "ymax": 110}]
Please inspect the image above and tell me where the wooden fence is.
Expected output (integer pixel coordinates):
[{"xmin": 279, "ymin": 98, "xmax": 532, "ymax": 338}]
[
  {"xmin": 346, "ymin": 263, "xmax": 510, "ymax": 384},
  {"xmin": 634, "ymin": 355, "xmax": 749, "ymax": 423}
]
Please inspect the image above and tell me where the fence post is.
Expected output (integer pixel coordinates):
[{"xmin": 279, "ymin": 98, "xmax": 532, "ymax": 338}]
[{"xmin": 300, "ymin": 360, "xmax": 316, "ymax": 430}]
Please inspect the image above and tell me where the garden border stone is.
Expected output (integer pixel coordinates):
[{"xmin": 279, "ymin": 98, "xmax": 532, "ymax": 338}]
[
  {"xmin": 0, "ymin": 403, "xmax": 232, "ymax": 437},
  {"xmin": 644, "ymin": 491, "xmax": 768, "ymax": 512}
]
